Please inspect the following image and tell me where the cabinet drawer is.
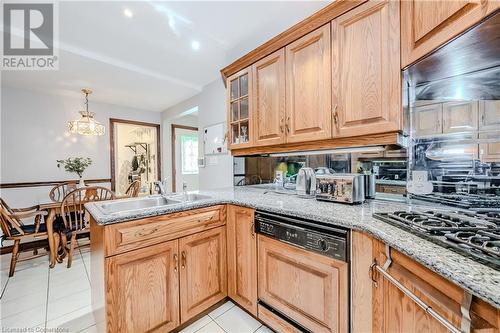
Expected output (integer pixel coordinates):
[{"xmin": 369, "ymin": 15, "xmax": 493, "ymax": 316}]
[
  {"xmin": 104, "ymin": 205, "xmax": 226, "ymax": 256},
  {"xmin": 384, "ymin": 149, "xmax": 407, "ymax": 158},
  {"xmin": 258, "ymin": 304, "xmax": 303, "ymax": 333},
  {"xmin": 379, "ymin": 185, "xmax": 406, "ymax": 195}
]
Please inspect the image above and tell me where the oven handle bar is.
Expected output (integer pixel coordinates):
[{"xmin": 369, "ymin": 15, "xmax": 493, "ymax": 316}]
[
  {"xmin": 372, "ymin": 246, "xmax": 466, "ymax": 333},
  {"xmin": 373, "ymin": 264, "xmax": 463, "ymax": 333}
]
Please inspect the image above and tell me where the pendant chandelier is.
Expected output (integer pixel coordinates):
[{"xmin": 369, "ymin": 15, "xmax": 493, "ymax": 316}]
[{"xmin": 67, "ymin": 88, "xmax": 105, "ymax": 136}]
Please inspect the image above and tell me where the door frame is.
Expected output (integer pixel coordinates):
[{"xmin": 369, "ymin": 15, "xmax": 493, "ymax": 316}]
[
  {"xmin": 171, "ymin": 124, "xmax": 198, "ymax": 192},
  {"xmin": 109, "ymin": 118, "xmax": 161, "ymax": 192}
]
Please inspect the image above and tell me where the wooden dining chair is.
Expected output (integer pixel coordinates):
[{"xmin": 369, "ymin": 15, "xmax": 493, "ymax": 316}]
[
  {"xmin": 49, "ymin": 181, "xmax": 78, "ymax": 202},
  {"xmin": 60, "ymin": 186, "xmax": 115, "ymax": 268},
  {"xmin": 125, "ymin": 180, "xmax": 141, "ymax": 197},
  {"xmin": 0, "ymin": 198, "xmax": 51, "ymax": 276}
]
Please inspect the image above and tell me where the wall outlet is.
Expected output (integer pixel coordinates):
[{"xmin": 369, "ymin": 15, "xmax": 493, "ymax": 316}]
[
  {"xmin": 407, "ymin": 170, "xmax": 433, "ymax": 195},
  {"xmin": 412, "ymin": 171, "xmax": 428, "ymax": 183}
]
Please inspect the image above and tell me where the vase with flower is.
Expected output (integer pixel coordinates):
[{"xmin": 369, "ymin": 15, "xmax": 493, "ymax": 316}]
[{"xmin": 57, "ymin": 157, "xmax": 93, "ymax": 187}]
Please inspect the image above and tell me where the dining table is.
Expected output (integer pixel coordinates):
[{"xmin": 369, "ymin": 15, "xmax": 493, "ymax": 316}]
[
  {"xmin": 39, "ymin": 194, "xmax": 128, "ymax": 268},
  {"xmin": 38, "ymin": 201, "xmax": 65, "ymax": 268}
]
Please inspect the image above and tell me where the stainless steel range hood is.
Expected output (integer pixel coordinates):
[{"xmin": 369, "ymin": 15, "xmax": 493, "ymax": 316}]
[{"xmin": 404, "ymin": 9, "xmax": 500, "ymax": 101}]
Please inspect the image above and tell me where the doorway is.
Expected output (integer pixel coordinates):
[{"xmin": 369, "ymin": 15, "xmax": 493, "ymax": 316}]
[
  {"xmin": 171, "ymin": 124, "xmax": 199, "ymax": 192},
  {"xmin": 110, "ymin": 119, "xmax": 161, "ymax": 196}
]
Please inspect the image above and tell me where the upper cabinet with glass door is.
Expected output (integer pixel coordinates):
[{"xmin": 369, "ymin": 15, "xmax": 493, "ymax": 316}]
[{"xmin": 227, "ymin": 68, "xmax": 253, "ymax": 149}]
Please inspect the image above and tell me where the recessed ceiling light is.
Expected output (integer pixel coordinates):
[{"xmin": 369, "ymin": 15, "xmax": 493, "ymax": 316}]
[
  {"xmin": 191, "ymin": 40, "xmax": 200, "ymax": 51},
  {"xmin": 123, "ymin": 8, "xmax": 133, "ymax": 18}
]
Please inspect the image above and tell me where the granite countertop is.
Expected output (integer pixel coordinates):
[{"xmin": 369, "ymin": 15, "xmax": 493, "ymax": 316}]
[
  {"xmin": 375, "ymin": 179, "xmax": 407, "ymax": 186},
  {"xmin": 86, "ymin": 186, "xmax": 500, "ymax": 309}
]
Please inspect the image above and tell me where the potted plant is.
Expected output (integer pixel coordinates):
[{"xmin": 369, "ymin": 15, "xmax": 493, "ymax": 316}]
[{"xmin": 57, "ymin": 157, "xmax": 93, "ymax": 187}]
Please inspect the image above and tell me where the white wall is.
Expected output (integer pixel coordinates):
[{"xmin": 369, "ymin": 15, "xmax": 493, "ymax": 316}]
[
  {"xmin": 162, "ymin": 79, "xmax": 233, "ymax": 191},
  {"xmin": 0, "ymin": 86, "xmax": 161, "ymax": 207}
]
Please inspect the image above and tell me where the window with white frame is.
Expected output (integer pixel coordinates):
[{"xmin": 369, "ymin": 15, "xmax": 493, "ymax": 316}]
[{"xmin": 181, "ymin": 134, "xmax": 199, "ymax": 175}]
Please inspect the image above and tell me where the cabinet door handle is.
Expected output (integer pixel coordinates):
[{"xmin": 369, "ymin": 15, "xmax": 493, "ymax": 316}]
[
  {"xmin": 135, "ymin": 227, "xmax": 158, "ymax": 238},
  {"xmin": 197, "ymin": 215, "xmax": 214, "ymax": 224},
  {"xmin": 333, "ymin": 105, "xmax": 339, "ymax": 125},
  {"xmin": 251, "ymin": 221, "xmax": 256, "ymax": 238},
  {"xmin": 181, "ymin": 251, "xmax": 186, "ymax": 269},
  {"xmin": 173, "ymin": 253, "xmax": 178, "ymax": 273},
  {"xmin": 285, "ymin": 116, "xmax": 290, "ymax": 133},
  {"xmin": 369, "ymin": 262, "xmax": 378, "ymax": 288},
  {"xmin": 280, "ymin": 118, "xmax": 285, "ymax": 134}
]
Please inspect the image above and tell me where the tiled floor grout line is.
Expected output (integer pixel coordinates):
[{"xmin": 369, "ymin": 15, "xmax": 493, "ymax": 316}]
[
  {"xmin": 211, "ymin": 319, "xmax": 228, "ymax": 333},
  {"xmin": 252, "ymin": 324, "xmax": 263, "ymax": 333},
  {"xmin": 78, "ymin": 245, "xmax": 92, "ymax": 285},
  {"xmin": 193, "ymin": 319, "xmax": 219, "ymax": 333},
  {"xmin": 43, "ymin": 265, "xmax": 51, "ymax": 331},
  {"xmin": 208, "ymin": 303, "xmax": 235, "ymax": 321},
  {"xmin": 46, "ymin": 303, "xmax": 92, "ymax": 325},
  {"xmin": 1, "ymin": 278, "xmax": 10, "ymax": 299},
  {"xmin": 77, "ymin": 323, "xmax": 97, "ymax": 333}
]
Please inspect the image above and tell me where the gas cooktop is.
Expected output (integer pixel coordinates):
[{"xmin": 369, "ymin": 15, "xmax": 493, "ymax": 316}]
[
  {"xmin": 411, "ymin": 193, "xmax": 500, "ymax": 212},
  {"xmin": 373, "ymin": 210, "xmax": 500, "ymax": 270}
]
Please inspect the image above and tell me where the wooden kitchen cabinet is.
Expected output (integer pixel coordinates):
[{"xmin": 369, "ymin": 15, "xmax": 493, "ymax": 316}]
[
  {"xmin": 442, "ymin": 101, "xmax": 478, "ymax": 134},
  {"xmin": 92, "ymin": 207, "xmax": 228, "ymax": 332},
  {"xmin": 376, "ymin": 184, "xmax": 407, "ymax": 195},
  {"xmin": 252, "ymin": 49, "xmax": 286, "ymax": 147},
  {"xmin": 102, "ymin": 205, "xmax": 225, "ymax": 257},
  {"xmin": 285, "ymin": 24, "xmax": 332, "ymax": 143},
  {"xmin": 258, "ymin": 235, "xmax": 348, "ymax": 333},
  {"xmin": 414, "ymin": 100, "xmax": 480, "ymax": 136},
  {"xmin": 480, "ymin": 100, "xmax": 500, "ymax": 131},
  {"xmin": 401, "ymin": 0, "xmax": 500, "ymax": 67},
  {"xmin": 226, "ymin": 205, "xmax": 257, "ymax": 316},
  {"xmin": 479, "ymin": 101, "xmax": 500, "ymax": 162},
  {"xmin": 179, "ymin": 226, "xmax": 227, "ymax": 323},
  {"xmin": 331, "ymin": 0, "xmax": 401, "ymax": 138},
  {"xmin": 351, "ymin": 231, "xmax": 500, "ymax": 333},
  {"xmin": 384, "ymin": 148, "xmax": 407, "ymax": 159},
  {"xmin": 480, "ymin": 133, "xmax": 500, "ymax": 163},
  {"xmin": 105, "ymin": 240, "xmax": 180, "ymax": 333},
  {"xmin": 413, "ymin": 103, "xmax": 443, "ymax": 136},
  {"xmin": 227, "ymin": 67, "xmax": 253, "ymax": 149}
]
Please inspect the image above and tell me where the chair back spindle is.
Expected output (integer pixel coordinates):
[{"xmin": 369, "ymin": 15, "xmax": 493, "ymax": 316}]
[
  {"xmin": 125, "ymin": 180, "xmax": 141, "ymax": 197},
  {"xmin": 61, "ymin": 187, "xmax": 114, "ymax": 232},
  {"xmin": 0, "ymin": 199, "xmax": 25, "ymax": 237},
  {"xmin": 49, "ymin": 182, "xmax": 78, "ymax": 202}
]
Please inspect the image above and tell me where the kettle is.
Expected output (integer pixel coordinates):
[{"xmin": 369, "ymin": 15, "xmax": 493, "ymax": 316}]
[{"xmin": 296, "ymin": 167, "xmax": 316, "ymax": 198}]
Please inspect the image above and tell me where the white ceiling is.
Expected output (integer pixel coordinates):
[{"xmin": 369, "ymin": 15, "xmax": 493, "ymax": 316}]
[{"xmin": 2, "ymin": 1, "xmax": 330, "ymax": 111}]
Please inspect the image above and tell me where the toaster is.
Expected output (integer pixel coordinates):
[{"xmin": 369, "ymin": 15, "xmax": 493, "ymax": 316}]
[
  {"xmin": 315, "ymin": 173, "xmax": 365, "ymax": 204},
  {"xmin": 296, "ymin": 167, "xmax": 316, "ymax": 198}
]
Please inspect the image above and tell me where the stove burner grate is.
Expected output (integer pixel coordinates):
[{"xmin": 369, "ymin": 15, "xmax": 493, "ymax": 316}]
[{"xmin": 374, "ymin": 210, "xmax": 500, "ymax": 271}]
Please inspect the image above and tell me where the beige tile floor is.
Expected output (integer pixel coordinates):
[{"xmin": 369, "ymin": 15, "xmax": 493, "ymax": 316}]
[{"xmin": 0, "ymin": 241, "xmax": 272, "ymax": 333}]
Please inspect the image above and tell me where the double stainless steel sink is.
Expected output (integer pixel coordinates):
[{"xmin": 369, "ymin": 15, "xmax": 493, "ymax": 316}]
[{"xmin": 95, "ymin": 193, "xmax": 212, "ymax": 216}]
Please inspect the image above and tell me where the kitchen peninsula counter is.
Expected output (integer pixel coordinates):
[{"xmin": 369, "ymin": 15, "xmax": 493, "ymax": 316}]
[{"xmin": 86, "ymin": 186, "xmax": 500, "ymax": 309}]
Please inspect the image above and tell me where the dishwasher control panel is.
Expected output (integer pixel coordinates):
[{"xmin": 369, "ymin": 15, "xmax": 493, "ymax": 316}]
[{"xmin": 255, "ymin": 212, "xmax": 348, "ymax": 262}]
